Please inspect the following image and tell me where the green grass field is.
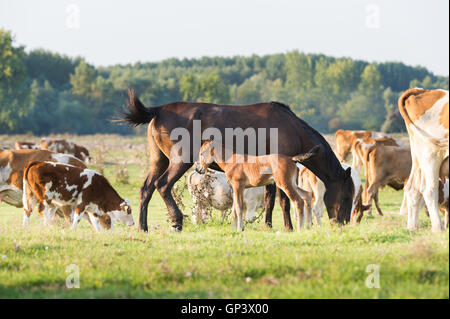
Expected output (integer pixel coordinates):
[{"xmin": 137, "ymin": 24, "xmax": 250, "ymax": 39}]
[{"xmin": 0, "ymin": 135, "xmax": 448, "ymax": 298}]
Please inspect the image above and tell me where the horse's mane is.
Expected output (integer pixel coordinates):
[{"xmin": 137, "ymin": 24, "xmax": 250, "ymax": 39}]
[{"xmin": 271, "ymin": 101, "xmax": 345, "ymax": 180}]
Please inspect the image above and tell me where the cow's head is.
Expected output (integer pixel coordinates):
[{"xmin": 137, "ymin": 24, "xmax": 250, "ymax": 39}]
[{"xmin": 109, "ymin": 199, "xmax": 134, "ymax": 226}]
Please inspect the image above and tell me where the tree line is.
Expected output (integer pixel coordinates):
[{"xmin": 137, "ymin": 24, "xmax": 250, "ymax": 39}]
[{"xmin": 0, "ymin": 28, "xmax": 448, "ymax": 135}]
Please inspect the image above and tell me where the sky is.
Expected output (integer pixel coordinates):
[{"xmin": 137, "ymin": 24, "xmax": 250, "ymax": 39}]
[{"xmin": 0, "ymin": 0, "xmax": 448, "ymax": 76}]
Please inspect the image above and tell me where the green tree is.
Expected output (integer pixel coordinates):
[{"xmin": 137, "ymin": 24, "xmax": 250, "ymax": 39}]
[
  {"xmin": 0, "ymin": 29, "xmax": 29, "ymax": 132},
  {"xmin": 284, "ymin": 51, "xmax": 314, "ymax": 92},
  {"xmin": 70, "ymin": 61, "xmax": 97, "ymax": 98},
  {"xmin": 180, "ymin": 70, "xmax": 229, "ymax": 103}
]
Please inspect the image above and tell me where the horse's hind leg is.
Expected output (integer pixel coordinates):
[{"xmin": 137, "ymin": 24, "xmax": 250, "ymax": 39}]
[
  {"xmin": 139, "ymin": 135, "xmax": 169, "ymax": 232},
  {"xmin": 263, "ymin": 184, "xmax": 275, "ymax": 229},
  {"xmin": 155, "ymin": 162, "xmax": 193, "ymax": 231}
]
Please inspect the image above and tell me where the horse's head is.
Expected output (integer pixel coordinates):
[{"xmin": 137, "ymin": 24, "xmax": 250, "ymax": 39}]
[
  {"xmin": 323, "ymin": 168, "xmax": 354, "ymax": 224},
  {"xmin": 195, "ymin": 140, "xmax": 216, "ymax": 175}
]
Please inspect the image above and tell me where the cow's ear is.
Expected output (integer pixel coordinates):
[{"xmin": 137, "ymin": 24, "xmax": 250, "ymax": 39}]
[{"xmin": 344, "ymin": 167, "xmax": 352, "ymax": 179}]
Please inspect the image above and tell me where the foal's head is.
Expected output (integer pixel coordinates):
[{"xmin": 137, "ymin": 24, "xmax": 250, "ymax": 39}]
[{"xmin": 195, "ymin": 140, "xmax": 218, "ymax": 174}]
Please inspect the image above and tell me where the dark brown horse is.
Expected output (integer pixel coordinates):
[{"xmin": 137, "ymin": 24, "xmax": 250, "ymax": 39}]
[{"xmin": 121, "ymin": 89, "xmax": 354, "ymax": 231}]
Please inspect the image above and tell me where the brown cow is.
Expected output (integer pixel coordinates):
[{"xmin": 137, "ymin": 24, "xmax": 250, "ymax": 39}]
[
  {"xmin": 363, "ymin": 144, "xmax": 449, "ymax": 225},
  {"xmin": 15, "ymin": 142, "xmax": 40, "ymax": 150},
  {"xmin": 23, "ymin": 161, "xmax": 134, "ymax": 230},
  {"xmin": 0, "ymin": 149, "xmax": 110, "ymax": 229},
  {"xmin": 40, "ymin": 138, "xmax": 91, "ymax": 163},
  {"xmin": 362, "ymin": 144, "xmax": 411, "ymax": 218}
]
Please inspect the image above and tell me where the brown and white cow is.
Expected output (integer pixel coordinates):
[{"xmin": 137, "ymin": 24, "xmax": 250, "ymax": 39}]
[
  {"xmin": 0, "ymin": 149, "xmax": 111, "ymax": 229},
  {"xmin": 398, "ymin": 88, "xmax": 449, "ymax": 232},
  {"xmin": 23, "ymin": 161, "xmax": 134, "ymax": 231},
  {"xmin": 40, "ymin": 138, "xmax": 91, "ymax": 163},
  {"xmin": 297, "ymin": 162, "xmax": 364, "ymax": 225},
  {"xmin": 334, "ymin": 129, "xmax": 392, "ymax": 172},
  {"xmin": 15, "ymin": 142, "xmax": 40, "ymax": 150}
]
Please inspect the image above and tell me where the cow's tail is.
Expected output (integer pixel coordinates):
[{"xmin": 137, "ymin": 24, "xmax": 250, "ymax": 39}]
[
  {"xmin": 398, "ymin": 88, "xmax": 448, "ymax": 148},
  {"xmin": 119, "ymin": 89, "xmax": 161, "ymax": 126},
  {"xmin": 22, "ymin": 161, "xmax": 40, "ymax": 210}
]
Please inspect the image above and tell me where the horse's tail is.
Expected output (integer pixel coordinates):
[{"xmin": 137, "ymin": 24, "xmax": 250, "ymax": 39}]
[{"xmin": 120, "ymin": 89, "xmax": 160, "ymax": 126}]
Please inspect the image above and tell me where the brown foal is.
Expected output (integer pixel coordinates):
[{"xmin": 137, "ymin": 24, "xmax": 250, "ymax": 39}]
[{"xmin": 196, "ymin": 140, "xmax": 314, "ymax": 231}]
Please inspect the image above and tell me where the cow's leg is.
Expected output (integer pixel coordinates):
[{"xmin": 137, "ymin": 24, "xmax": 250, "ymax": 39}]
[
  {"xmin": 405, "ymin": 163, "xmax": 422, "ymax": 230},
  {"xmin": 399, "ymin": 194, "xmax": 408, "ymax": 216},
  {"xmin": 41, "ymin": 202, "xmax": 57, "ymax": 226},
  {"xmin": 22, "ymin": 196, "xmax": 37, "ymax": 227},
  {"xmin": 139, "ymin": 149, "xmax": 169, "ymax": 232},
  {"xmin": 263, "ymin": 184, "xmax": 276, "ymax": 229},
  {"xmin": 277, "ymin": 187, "xmax": 293, "ymax": 231},
  {"xmin": 373, "ymin": 189, "xmax": 383, "ymax": 216},
  {"xmin": 351, "ymin": 148, "xmax": 362, "ymax": 173},
  {"xmin": 88, "ymin": 214, "xmax": 102, "ymax": 232},
  {"xmin": 244, "ymin": 198, "xmax": 258, "ymax": 222},
  {"xmin": 61, "ymin": 206, "xmax": 73, "ymax": 224},
  {"xmin": 71, "ymin": 206, "xmax": 86, "ymax": 230},
  {"xmin": 313, "ymin": 197, "xmax": 324, "ymax": 226},
  {"xmin": 420, "ymin": 156, "xmax": 445, "ymax": 232},
  {"xmin": 445, "ymin": 208, "xmax": 449, "ymax": 229},
  {"xmin": 155, "ymin": 162, "xmax": 193, "ymax": 231}
]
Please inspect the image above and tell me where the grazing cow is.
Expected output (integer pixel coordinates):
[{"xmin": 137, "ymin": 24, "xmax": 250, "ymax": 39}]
[
  {"xmin": 398, "ymin": 88, "xmax": 449, "ymax": 232},
  {"xmin": 40, "ymin": 138, "xmax": 91, "ymax": 163},
  {"xmin": 363, "ymin": 144, "xmax": 412, "ymax": 218},
  {"xmin": 354, "ymin": 137, "xmax": 400, "ymax": 172},
  {"xmin": 196, "ymin": 140, "xmax": 319, "ymax": 231},
  {"xmin": 187, "ymin": 169, "xmax": 264, "ymax": 224},
  {"xmin": 0, "ymin": 149, "xmax": 111, "ymax": 229},
  {"xmin": 15, "ymin": 142, "xmax": 40, "ymax": 150},
  {"xmin": 334, "ymin": 129, "xmax": 390, "ymax": 172},
  {"xmin": 23, "ymin": 161, "xmax": 134, "ymax": 230},
  {"xmin": 297, "ymin": 163, "xmax": 363, "ymax": 225}
]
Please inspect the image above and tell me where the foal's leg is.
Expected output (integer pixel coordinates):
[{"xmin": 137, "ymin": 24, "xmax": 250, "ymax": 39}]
[
  {"xmin": 231, "ymin": 183, "xmax": 245, "ymax": 231},
  {"xmin": 263, "ymin": 184, "xmax": 276, "ymax": 229},
  {"xmin": 231, "ymin": 203, "xmax": 238, "ymax": 231},
  {"xmin": 276, "ymin": 182, "xmax": 308, "ymax": 232},
  {"xmin": 155, "ymin": 162, "xmax": 193, "ymax": 231},
  {"xmin": 277, "ymin": 187, "xmax": 293, "ymax": 231}
]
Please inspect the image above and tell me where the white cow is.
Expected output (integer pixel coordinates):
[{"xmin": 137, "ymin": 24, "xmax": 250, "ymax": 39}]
[
  {"xmin": 398, "ymin": 88, "xmax": 449, "ymax": 232},
  {"xmin": 297, "ymin": 163, "xmax": 363, "ymax": 225},
  {"xmin": 187, "ymin": 169, "xmax": 264, "ymax": 224}
]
